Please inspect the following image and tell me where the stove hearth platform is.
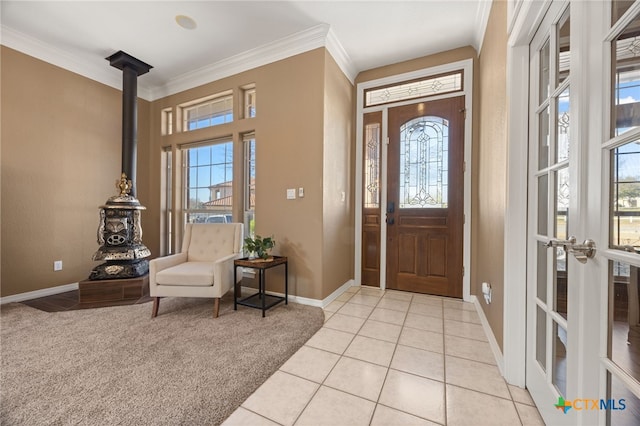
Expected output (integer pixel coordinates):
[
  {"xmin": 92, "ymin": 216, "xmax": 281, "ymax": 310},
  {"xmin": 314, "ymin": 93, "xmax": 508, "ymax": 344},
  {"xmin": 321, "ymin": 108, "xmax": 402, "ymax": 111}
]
[{"xmin": 79, "ymin": 274, "xmax": 148, "ymax": 304}]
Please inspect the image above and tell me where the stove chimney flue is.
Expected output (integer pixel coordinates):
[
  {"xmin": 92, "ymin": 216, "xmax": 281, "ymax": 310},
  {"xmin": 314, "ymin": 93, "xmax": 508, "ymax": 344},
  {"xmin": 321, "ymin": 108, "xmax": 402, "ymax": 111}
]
[
  {"xmin": 106, "ymin": 51, "xmax": 152, "ymax": 197},
  {"xmin": 88, "ymin": 51, "xmax": 153, "ymax": 282}
]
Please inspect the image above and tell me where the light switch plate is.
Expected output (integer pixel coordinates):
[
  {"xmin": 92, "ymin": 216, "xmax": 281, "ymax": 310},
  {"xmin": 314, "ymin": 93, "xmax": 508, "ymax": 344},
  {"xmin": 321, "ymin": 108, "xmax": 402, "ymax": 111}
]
[
  {"xmin": 298, "ymin": 187, "xmax": 304, "ymax": 198},
  {"xmin": 286, "ymin": 188, "xmax": 296, "ymax": 199}
]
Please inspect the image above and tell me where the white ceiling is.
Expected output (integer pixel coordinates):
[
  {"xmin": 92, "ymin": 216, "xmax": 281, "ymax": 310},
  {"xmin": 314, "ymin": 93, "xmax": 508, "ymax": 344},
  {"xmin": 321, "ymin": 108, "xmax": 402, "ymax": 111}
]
[{"xmin": 1, "ymin": 1, "xmax": 492, "ymax": 100}]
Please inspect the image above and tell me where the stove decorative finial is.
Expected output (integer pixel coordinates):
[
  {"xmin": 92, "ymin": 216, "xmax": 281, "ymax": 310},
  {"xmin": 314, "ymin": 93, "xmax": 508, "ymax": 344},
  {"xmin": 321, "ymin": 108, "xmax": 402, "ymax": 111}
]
[{"xmin": 117, "ymin": 173, "xmax": 133, "ymax": 196}]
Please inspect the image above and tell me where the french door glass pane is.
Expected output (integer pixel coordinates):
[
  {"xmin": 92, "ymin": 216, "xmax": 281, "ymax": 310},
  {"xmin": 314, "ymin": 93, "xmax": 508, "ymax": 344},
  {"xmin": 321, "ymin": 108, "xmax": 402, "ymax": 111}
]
[
  {"xmin": 557, "ymin": 88, "xmax": 570, "ymax": 163},
  {"xmin": 557, "ymin": 10, "xmax": 570, "ymax": 85},
  {"xmin": 538, "ymin": 174, "xmax": 549, "ymax": 235},
  {"xmin": 539, "ymin": 106, "xmax": 550, "ymax": 169},
  {"xmin": 556, "ymin": 167, "xmax": 570, "ymax": 240},
  {"xmin": 612, "ymin": 1, "xmax": 636, "ymax": 25},
  {"xmin": 540, "ymin": 40, "xmax": 551, "ymax": 103},
  {"xmin": 537, "ymin": 242, "xmax": 548, "ymax": 301},
  {"xmin": 609, "ymin": 260, "xmax": 640, "ymax": 381},
  {"xmin": 537, "ymin": 305, "xmax": 547, "ymax": 371},
  {"xmin": 611, "ymin": 139, "xmax": 640, "ymax": 252},
  {"xmin": 555, "ymin": 246, "xmax": 568, "ymax": 320},
  {"xmin": 607, "ymin": 372, "xmax": 640, "ymax": 425},
  {"xmin": 553, "ymin": 321, "xmax": 568, "ymax": 397},
  {"xmin": 612, "ymin": 12, "xmax": 640, "ymax": 137}
]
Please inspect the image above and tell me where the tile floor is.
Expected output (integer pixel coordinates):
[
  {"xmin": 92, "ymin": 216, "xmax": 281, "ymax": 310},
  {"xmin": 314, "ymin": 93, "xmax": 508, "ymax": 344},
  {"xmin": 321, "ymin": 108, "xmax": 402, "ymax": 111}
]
[{"xmin": 223, "ymin": 286, "xmax": 545, "ymax": 426}]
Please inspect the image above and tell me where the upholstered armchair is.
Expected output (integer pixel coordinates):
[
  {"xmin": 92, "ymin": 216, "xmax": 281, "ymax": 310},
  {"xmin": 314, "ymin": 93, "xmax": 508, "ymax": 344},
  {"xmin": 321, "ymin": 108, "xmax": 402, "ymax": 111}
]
[{"xmin": 149, "ymin": 222, "xmax": 244, "ymax": 318}]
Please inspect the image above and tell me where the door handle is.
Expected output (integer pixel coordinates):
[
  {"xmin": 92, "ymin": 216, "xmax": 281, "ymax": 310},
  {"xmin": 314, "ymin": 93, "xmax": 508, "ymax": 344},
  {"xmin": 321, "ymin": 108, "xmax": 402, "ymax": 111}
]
[
  {"xmin": 387, "ymin": 201, "xmax": 395, "ymax": 214},
  {"xmin": 386, "ymin": 215, "xmax": 395, "ymax": 225},
  {"xmin": 546, "ymin": 236, "xmax": 596, "ymax": 264}
]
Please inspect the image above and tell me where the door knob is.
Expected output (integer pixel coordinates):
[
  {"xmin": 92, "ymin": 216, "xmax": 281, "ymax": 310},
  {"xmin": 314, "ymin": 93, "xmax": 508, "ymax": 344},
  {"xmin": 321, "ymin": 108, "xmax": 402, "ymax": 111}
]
[{"xmin": 546, "ymin": 236, "xmax": 596, "ymax": 263}]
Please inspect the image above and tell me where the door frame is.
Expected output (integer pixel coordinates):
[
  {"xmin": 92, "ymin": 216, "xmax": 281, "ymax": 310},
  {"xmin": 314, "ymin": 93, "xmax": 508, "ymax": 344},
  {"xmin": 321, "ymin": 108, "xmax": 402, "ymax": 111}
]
[{"xmin": 354, "ymin": 58, "xmax": 473, "ymax": 301}]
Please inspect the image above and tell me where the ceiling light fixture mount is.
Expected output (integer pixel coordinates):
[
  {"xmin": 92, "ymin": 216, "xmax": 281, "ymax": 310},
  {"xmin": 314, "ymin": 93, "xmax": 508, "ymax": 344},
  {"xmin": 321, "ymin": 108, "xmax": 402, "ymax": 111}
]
[{"xmin": 175, "ymin": 15, "xmax": 197, "ymax": 30}]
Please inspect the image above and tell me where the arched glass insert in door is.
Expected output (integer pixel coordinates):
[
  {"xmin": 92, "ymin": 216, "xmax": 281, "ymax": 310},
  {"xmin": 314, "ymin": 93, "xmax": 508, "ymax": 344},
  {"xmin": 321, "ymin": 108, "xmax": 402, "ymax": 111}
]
[{"xmin": 399, "ymin": 116, "xmax": 449, "ymax": 209}]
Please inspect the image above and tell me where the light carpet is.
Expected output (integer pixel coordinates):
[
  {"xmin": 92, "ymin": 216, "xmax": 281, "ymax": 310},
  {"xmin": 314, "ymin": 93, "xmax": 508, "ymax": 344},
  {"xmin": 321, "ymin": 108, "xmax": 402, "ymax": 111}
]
[{"xmin": 1, "ymin": 294, "xmax": 324, "ymax": 425}]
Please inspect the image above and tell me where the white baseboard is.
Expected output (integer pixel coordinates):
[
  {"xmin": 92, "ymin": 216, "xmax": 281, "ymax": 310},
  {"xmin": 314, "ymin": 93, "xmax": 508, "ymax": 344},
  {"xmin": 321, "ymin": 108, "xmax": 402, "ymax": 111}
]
[
  {"xmin": 0, "ymin": 282, "xmax": 79, "ymax": 305},
  {"xmin": 471, "ymin": 294, "xmax": 505, "ymax": 375},
  {"xmin": 241, "ymin": 279, "xmax": 355, "ymax": 309}
]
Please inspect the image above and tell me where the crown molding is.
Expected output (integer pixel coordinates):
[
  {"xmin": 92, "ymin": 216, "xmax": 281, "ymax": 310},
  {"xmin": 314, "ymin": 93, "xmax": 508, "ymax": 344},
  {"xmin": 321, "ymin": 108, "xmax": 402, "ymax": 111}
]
[
  {"xmin": 1, "ymin": 25, "xmax": 153, "ymax": 100},
  {"xmin": 325, "ymin": 27, "xmax": 357, "ymax": 84},
  {"xmin": 2, "ymin": 22, "xmax": 357, "ymax": 102},
  {"xmin": 474, "ymin": 0, "xmax": 493, "ymax": 54},
  {"xmin": 151, "ymin": 23, "xmax": 353, "ymax": 100}
]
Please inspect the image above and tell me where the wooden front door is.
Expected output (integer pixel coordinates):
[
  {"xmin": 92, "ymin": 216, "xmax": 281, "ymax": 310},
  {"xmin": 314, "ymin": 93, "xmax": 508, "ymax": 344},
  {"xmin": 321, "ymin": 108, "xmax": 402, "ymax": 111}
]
[{"xmin": 386, "ymin": 97, "xmax": 465, "ymax": 297}]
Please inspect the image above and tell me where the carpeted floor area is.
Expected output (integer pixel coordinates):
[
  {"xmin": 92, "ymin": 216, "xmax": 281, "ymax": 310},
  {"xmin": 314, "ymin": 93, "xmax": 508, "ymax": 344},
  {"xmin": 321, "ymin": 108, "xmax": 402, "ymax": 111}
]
[{"xmin": 1, "ymin": 293, "xmax": 324, "ymax": 425}]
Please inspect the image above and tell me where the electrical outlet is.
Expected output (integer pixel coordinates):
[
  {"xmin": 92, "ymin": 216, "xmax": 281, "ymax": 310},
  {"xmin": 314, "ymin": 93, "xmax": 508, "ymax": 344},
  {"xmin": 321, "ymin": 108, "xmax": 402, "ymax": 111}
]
[
  {"xmin": 54, "ymin": 260, "xmax": 63, "ymax": 271},
  {"xmin": 482, "ymin": 282, "xmax": 492, "ymax": 304}
]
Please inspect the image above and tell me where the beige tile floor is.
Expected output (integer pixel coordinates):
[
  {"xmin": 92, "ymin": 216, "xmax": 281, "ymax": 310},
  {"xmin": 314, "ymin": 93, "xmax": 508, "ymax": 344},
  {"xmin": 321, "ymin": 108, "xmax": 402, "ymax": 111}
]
[{"xmin": 223, "ymin": 286, "xmax": 545, "ymax": 426}]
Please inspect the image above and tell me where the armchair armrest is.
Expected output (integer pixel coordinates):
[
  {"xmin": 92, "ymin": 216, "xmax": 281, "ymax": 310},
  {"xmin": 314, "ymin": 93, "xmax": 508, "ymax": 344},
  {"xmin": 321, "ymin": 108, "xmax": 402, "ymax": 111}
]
[
  {"xmin": 149, "ymin": 252, "xmax": 188, "ymax": 288},
  {"xmin": 212, "ymin": 252, "xmax": 244, "ymax": 297}
]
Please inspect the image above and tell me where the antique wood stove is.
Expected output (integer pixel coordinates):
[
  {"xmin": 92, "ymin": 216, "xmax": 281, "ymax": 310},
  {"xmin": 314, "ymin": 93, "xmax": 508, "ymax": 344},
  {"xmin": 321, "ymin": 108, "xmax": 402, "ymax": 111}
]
[{"xmin": 80, "ymin": 51, "xmax": 153, "ymax": 303}]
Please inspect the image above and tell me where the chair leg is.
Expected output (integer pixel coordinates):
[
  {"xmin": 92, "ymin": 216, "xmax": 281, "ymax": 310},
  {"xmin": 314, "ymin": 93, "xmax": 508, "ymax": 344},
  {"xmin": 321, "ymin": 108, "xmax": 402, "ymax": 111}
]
[
  {"xmin": 152, "ymin": 297, "xmax": 160, "ymax": 318},
  {"xmin": 213, "ymin": 298, "xmax": 220, "ymax": 318}
]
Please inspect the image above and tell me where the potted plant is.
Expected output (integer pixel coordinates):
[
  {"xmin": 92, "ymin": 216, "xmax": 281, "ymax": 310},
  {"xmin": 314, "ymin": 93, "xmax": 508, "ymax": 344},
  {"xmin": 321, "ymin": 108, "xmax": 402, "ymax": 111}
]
[{"xmin": 243, "ymin": 234, "xmax": 276, "ymax": 261}]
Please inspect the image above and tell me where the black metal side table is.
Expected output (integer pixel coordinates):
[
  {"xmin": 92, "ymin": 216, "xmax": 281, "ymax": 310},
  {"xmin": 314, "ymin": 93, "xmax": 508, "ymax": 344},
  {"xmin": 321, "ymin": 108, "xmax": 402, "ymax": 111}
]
[{"xmin": 233, "ymin": 256, "xmax": 288, "ymax": 317}]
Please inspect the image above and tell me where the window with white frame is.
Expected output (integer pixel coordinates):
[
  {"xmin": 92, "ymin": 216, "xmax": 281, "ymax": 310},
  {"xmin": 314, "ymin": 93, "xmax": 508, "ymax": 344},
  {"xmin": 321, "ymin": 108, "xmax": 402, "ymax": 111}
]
[
  {"xmin": 162, "ymin": 146, "xmax": 173, "ymax": 254},
  {"xmin": 182, "ymin": 140, "xmax": 234, "ymax": 225},
  {"xmin": 162, "ymin": 107, "xmax": 173, "ymax": 135},
  {"xmin": 242, "ymin": 85, "xmax": 256, "ymax": 119},
  {"xmin": 181, "ymin": 93, "xmax": 233, "ymax": 131},
  {"xmin": 244, "ymin": 133, "xmax": 256, "ymax": 239}
]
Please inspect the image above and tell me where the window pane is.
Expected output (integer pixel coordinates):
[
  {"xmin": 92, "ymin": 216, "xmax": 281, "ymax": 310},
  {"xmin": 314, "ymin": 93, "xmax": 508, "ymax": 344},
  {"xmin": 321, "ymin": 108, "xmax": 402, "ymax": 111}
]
[
  {"xmin": 612, "ymin": 139, "xmax": 640, "ymax": 252},
  {"xmin": 365, "ymin": 72, "xmax": 462, "ymax": 107},
  {"xmin": 607, "ymin": 371, "xmax": 640, "ymax": 425},
  {"xmin": 399, "ymin": 116, "xmax": 449, "ymax": 209},
  {"xmin": 556, "ymin": 167, "xmax": 569, "ymax": 240},
  {"xmin": 553, "ymin": 321, "xmax": 568, "ymax": 397},
  {"xmin": 364, "ymin": 122, "xmax": 381, "ymax": 208},
  {"xmin": 183, "ymin": 94, "xmax": 233, "ymax": 131},
  {"xmin": 555, "ymin": 245, "xmax": 568, "ymax": 320},
  {"xmin": 557, "ymin": 87, "xmax": 570, "ymax": 163},
  {"xmin": 537, "ymin": 305, "xmax": 547, "ymax": 371},
  {"xmin": 609, "ymin": 260, "xmax": 640, "ymax": 381},
  {"xmin": 612, "ymin": 1, "xmax": 636, "ymax": 26},
  {"xmin": 184, "ymin": 141, "xmax": 233, "ymax": 223},
  {"xmin": 539, "ymin": 106, "xmax": 550, "ymax": 170},
  {"xmin": 537, "ymin": 241, "xmax": 548, "ymax": 301},
  {"xmin": 244, "ymin": 135, "xmax": 256, "ymax": 238},
  {"xmin": 540, "ymin": 40, "xmax": 551, "ymax": 103},
  {"xmin": 557, "ymin": 10, "xmax": 570, "ymax": 85},
  {"xmin": 612, "ymin": 12, "xmax": 640, "ymax": 137},
  {"xmin": 538, "ymin": 174, "xmax": 549, "ymax": 235}
]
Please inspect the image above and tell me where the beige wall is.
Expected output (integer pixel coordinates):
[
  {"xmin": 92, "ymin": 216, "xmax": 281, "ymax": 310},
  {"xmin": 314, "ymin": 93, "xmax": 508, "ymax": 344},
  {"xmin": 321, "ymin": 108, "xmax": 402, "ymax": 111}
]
[
  {"xmin": 148, "ymin": 48, "xmax": 354, "ymax": 301},
  {"xmin": 1, "ymin": 45, "xmax": 354, "ymax": 301},
  {"xmin": 476, "ymin": 0, "xmax": 508, "ymax": 350},
  {"xmin": 322, "ymin": 50, "xmax": 355, "ymax": 298},
  {"xmin": 1, "ymin": 46, "xmax": 129, "ymax": 296}
]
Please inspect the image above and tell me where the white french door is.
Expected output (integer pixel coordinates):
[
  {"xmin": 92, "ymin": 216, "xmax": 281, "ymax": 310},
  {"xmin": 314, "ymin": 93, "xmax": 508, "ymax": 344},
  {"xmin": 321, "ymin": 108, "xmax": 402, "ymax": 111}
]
[{"xmin": 526, "ymin": 1, "xmax": 640, "ymax": 425}]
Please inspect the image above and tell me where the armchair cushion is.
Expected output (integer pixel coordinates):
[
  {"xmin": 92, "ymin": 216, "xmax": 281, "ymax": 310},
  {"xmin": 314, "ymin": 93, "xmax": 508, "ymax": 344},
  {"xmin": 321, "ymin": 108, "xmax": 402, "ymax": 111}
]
[
  {"xmin": 155, "ymin": 262, "xmax": 215, "ymax": 287},
  {"xmin": 187, "ymin": 224, "xmax": 238, "ymax": 262}
]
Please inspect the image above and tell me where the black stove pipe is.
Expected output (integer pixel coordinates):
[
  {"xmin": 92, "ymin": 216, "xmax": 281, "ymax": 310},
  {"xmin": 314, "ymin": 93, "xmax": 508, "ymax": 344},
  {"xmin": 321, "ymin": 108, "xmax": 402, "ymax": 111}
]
[{"xmin": 106, "ymin": 51, "xmax": 152, "ymax": 198}]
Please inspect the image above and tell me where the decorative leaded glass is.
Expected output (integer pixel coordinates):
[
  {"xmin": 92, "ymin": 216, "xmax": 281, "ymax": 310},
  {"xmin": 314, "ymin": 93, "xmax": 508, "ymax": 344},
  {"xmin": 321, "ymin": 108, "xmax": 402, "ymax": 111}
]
[
  {"xmin": 364, "ymin": 123, "xmax": 380, "ymax": 208},
  {"xmin": 365, "ymin": 72, "xmax": 462, "ymax": 107},
  {"xmin": 399, "ymin": 116, "xmax": 448, "ymax": 209}
]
